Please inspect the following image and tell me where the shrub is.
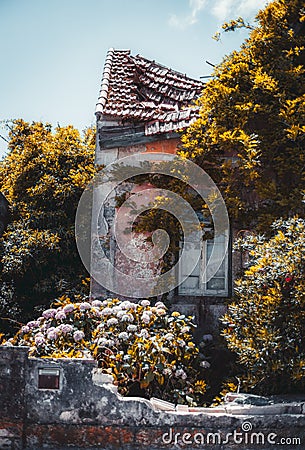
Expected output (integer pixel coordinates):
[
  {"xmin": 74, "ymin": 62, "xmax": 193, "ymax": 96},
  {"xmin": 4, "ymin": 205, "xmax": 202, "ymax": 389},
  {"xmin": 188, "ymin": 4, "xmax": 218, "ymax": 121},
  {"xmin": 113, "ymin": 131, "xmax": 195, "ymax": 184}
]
[
  {"xmin": 9, "ymin": 296, "xmax": 208, "ymax": 405},
  {"xmin": 221, "ymin": 217, "xmax": 305, "ymax": 394}
]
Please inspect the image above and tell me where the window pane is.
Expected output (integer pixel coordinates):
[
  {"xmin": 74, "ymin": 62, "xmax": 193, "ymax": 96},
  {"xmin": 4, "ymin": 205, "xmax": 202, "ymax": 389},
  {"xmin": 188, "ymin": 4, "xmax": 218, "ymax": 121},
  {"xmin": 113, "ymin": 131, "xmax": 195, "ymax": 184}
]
[
  {"xmin": 207, "ymin": 277, "xmax": 225, "ymax": 290},
  {"xmin": 180, "ymin": 275, "xmax": 199, "ymax": 290}
]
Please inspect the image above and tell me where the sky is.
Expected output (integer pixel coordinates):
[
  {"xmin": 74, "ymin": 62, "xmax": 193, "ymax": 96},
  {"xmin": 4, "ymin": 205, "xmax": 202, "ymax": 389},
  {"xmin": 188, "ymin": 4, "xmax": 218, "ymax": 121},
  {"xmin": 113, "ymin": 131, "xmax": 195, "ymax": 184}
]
[{"xmin": 0, "ymin": 0, "xmax": 269, "ymax": 158}]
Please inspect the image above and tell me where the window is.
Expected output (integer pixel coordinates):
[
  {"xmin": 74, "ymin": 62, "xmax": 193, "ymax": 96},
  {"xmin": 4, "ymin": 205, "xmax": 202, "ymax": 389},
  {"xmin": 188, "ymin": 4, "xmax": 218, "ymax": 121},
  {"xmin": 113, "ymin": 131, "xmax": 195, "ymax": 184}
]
[
  {"xmin": 38, "ymin": 368, "xmax": 60, "ymax": 389},
  {"xmin": 178, "ymin": 233, "xmax": 229, "ymax": 297}
]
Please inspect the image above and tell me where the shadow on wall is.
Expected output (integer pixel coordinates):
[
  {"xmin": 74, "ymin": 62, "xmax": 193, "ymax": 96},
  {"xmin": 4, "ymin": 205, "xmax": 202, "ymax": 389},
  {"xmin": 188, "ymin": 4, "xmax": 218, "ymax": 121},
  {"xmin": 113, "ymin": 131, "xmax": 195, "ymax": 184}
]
[{"xmin": 0, "ymin": 192, "xmax": 9, "ymax": 237}]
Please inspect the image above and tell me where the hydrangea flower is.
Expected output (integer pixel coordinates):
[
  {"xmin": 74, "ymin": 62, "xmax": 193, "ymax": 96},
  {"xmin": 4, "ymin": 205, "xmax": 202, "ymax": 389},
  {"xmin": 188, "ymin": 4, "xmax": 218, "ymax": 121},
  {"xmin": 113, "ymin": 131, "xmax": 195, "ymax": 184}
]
[
  {"xmin": 141, "ymin": 300, "xmax": 150, "ymax": 307},
  {"xmin": 79, "ymin": 302, "xmax": 91, "ymax": 311},
  {"xmin": 73, "ymin": 330, "xmax": 85, "ymax": 342},
  {"xmin": 60, "ymin": 324, "xmax": 73, "ymax": 334},
  {"xmin": 139, "ymin": 329, "xmax": 149, "ymax": 339},
  {"xmin": 47, "ymin": 329, "xmax": 58, "ymax": 341},
  {"xmin": 63, "ymin": 304, "xmax": 74, "ymax": 314},
  {"xmin": 106, "ymin": 318, "xmax": 118, "ymax": 327},
  {"xmin": 121, "ymin": 313, "xmax": 134, "ymax": 323},
  {"xmin": 35, "ymin": 333, "xmax": 46, "ymax": 346},
  {"xmin": 55, "ymin": 310, "xmax": 66, "ymax": 321},
  {"xmin": 118, "ymin": 332, "xmax": 129, "ymax": 341},
  {"xmin": 101, "ymin": 307, "xmax": 113, "ymax": 316},
  {"xmin": 28, "ymin": 320, "xmax": 39, "ymax": 329},
  {"xmin": 42, "ymin": 309, "xmax": 57, "ymax": 319},
  {"xmin": 21, "ymin": 325, "xmax": 30, "ymax": 334},
  {"xmin": 156, "ymin": 308, "xmax": 166, "ymax": 316},
  {"xmin": 141, "ymin": 314, "xmax": 150, "ymax": 324},
  {"xmin": 92, "ymin": 300, "xmax": 102, "ymax": 307}
]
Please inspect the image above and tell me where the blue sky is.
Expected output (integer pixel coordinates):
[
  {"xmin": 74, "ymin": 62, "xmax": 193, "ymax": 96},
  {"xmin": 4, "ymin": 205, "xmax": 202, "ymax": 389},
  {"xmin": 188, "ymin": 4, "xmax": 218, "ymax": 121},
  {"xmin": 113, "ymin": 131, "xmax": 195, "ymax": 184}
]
[{"xmin": 0, "ymin": 0, "xmax": 268, "ymax": 158}]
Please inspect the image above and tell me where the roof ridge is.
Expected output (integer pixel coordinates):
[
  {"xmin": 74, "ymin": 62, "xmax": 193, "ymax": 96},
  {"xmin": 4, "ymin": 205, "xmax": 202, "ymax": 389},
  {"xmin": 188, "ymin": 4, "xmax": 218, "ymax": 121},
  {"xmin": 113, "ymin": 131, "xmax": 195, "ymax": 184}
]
[{"xmin": 96, "ymin": 48, "xmax": 118, "ymax": 114}]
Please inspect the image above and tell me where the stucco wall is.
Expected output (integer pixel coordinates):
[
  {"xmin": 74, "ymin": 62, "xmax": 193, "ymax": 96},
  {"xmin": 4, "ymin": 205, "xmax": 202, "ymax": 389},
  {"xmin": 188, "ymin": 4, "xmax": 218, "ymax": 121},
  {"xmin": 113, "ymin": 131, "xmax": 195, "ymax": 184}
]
[{"xmin": 1, "ymin": 347, "xmax": 304, "ymax": 449}]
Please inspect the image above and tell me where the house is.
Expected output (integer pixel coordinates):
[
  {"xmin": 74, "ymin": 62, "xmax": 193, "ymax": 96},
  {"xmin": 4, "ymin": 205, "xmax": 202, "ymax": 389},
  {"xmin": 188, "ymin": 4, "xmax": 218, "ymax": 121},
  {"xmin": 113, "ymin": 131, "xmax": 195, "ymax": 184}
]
[{"xmin": 92, "ymin": 49, "xmax": 240, "ymax": 333}]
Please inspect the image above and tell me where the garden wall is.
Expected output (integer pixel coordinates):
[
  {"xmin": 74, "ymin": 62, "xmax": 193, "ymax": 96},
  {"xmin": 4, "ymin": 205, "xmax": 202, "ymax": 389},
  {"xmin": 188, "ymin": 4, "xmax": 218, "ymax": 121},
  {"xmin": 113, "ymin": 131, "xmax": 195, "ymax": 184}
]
[{"xmin": 1, "ymin": 346, "xmax": 305, "ymax": 449}]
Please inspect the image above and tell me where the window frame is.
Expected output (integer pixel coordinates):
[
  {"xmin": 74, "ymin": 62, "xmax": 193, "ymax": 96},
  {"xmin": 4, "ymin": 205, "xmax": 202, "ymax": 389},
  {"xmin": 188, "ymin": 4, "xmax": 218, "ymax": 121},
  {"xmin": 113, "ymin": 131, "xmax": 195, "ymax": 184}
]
[{"xmin": 178, "ymin": 232, "xmax": 230, "ymax": 297}]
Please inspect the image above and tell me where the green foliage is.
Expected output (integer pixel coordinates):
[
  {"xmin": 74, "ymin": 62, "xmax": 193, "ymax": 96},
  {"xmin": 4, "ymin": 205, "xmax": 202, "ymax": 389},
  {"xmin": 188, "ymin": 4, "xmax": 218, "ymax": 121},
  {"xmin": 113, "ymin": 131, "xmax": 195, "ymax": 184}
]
[
  {"xmin": 181, "ymin": 0, "xmax": 305, "ymax": 231},
  {"xmin": 0, "ymin": 120, "xmax": 95, "ymax": 334},
  {"xmin": 10, "ymin": 297, "xmax": 209, "ymax": 405},
  {"xmin": 222, "ymin": 217, "xmax": 305, "ymax": 394}
]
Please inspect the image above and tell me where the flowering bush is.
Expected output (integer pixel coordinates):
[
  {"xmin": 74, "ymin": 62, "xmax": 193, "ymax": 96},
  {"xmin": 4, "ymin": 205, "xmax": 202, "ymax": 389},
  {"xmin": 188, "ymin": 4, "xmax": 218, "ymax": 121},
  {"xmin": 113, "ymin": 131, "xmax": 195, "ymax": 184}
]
[
  {"xmin": 10, "ymin": 296, "xmax": 208, "ymax": 405},
  {"xmin": 222, "ymin": 217, "xmax": 305, "ymax": 394}
]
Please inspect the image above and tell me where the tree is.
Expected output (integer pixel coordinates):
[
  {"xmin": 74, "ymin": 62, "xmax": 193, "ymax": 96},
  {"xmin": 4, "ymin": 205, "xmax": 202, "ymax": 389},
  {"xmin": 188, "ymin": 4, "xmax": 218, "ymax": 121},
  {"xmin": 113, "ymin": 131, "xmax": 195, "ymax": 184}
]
[
  {"xmin": 221, "ymin": 217, "xmax": 305, "ymax": 394},
  {"xmin": 181, "ymin": 0, "xmax": 305, "ymax": 231},
  {"xmin": 0, "ymin": 120, "xmax": 95, "ymax": 334}
]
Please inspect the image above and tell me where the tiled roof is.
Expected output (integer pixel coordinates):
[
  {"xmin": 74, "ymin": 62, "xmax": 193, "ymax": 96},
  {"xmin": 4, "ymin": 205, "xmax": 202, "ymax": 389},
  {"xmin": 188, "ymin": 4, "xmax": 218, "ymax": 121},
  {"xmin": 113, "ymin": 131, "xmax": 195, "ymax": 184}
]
[{"xmin": 96, "ymin": 49, "xmax": 204, "ymax": 135}]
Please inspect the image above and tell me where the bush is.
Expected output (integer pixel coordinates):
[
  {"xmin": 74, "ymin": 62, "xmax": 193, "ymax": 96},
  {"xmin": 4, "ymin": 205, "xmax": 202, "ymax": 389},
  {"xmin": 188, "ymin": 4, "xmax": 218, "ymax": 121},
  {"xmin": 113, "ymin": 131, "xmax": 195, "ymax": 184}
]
[
  {"xmin": 221, "ymin": 217, "xmax": 305, "ymax": 394},
  {"xmin": 9, "ymin": 296, "xmax": 208, "ymax": 405}
]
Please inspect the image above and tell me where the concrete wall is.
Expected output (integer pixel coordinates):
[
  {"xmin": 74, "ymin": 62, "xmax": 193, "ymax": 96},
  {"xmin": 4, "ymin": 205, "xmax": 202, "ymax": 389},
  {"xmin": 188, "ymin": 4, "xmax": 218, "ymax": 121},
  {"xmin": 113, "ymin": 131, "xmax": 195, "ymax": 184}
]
[{"xmin": 1, "ymin": 346, "xmax": 305, "ymax": 449}]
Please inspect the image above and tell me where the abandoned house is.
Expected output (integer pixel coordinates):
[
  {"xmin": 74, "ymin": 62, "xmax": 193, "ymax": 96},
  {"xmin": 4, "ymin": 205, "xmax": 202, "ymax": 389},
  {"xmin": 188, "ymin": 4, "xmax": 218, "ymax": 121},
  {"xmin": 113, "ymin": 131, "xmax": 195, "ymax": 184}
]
[{"xmin": 91, "ymin": 49, "xmax": 240, "ymax": 333}]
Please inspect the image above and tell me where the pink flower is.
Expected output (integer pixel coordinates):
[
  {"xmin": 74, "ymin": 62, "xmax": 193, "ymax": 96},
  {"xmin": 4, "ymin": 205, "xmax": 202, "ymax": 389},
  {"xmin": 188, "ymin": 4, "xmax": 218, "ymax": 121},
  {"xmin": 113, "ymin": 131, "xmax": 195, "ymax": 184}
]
[
  {"xmin": 63, "ymin": 304, "xmax": 75, "ymax": 314},
  {"xmin": 73, "ymin": 330, "xmax": 85, "ymax": 342},
  {"xmin": 47, "ymin": 330, "xmax": 58, "ymax": 340},
  {"xmin": 55, "ymin": 310, "xmax": 66, "ymax": 321},
  {"xmin": 42, "ymin": 309, "xmax": 57, "ymax": 319}
]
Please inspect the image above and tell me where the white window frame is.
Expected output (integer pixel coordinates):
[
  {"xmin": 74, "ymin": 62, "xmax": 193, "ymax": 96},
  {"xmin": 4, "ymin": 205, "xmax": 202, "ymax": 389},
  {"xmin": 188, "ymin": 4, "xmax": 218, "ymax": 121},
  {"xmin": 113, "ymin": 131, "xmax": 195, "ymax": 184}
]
[{"xmin": 178, "ymin": 233, "xmax": 229, "ymax": 297}]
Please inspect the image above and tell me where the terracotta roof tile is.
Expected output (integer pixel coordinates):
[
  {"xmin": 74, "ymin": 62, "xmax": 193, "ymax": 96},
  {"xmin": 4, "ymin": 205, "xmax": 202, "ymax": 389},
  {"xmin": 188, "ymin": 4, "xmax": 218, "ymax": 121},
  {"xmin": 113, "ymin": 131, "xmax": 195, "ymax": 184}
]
[{"xmin": 96, "ymin": 49, "xmax": 204, "ymax": 135}]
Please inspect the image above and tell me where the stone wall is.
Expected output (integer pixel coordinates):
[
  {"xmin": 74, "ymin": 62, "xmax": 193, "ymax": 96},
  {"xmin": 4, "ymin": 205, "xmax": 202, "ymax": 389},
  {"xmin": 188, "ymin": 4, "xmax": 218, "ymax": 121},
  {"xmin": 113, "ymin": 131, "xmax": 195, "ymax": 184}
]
[{"xmin": 1, "ymin": 346, "xmax": 305, "ymax": 449}]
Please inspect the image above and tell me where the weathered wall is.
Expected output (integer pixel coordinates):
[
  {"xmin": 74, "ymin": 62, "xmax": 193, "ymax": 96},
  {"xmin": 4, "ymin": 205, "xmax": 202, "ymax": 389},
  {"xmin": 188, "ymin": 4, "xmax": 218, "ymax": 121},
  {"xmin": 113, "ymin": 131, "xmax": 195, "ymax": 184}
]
[
  {"xmin": 92, "ymin": 118, "xmax": 243, "ymax": 335},
  {"xmin": 1, "ymin": 346, "xmax": 305, "ymax": 449}
]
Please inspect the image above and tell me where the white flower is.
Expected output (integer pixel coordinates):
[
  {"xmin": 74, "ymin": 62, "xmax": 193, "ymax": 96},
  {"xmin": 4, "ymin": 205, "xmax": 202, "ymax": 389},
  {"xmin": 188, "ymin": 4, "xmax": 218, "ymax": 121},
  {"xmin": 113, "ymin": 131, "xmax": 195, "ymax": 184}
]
[
  {"xmin": 101, "ymin": 307, "xmax": 113, "ymax": 316},
  {"xmin": 21, "ymin": 325, "xmax": 30, "ymax": 334},
  {"xmin": 97, "ymin": 337, "xmax": 108, "ymax": 347},
  {"xmin": 120, "ymin": 301, "xmax": 133, "ymax": 310},
  {"xmin": 139, "ymin": 329, "xmax": 149, "ymax": 339},
  {"xmin": 141, "ymin": 314, "xmax": 150, "ymax": 324},
  {"xmin": 163, "ymin": 368, "xmax": 172, "ymax": 376},
  {"xmin": 181, "ymin": 326, "xmax": 190, "ymax": 334},
  {"xmin": 177, "ymin": 339, "xmax": 186, "ymax": 347},
  {"xmin": 164, "ymin": 333, "xmax": 174, "ymax": 341},
  {"xmin": 79, "ymin": 302, "xmax": 91, "ymax": 311},
  {"xmin": 156, "ymin": 308, "xmax": 166, "ymax": 316},
  {"xmin": 200, "ymin": 361, "xmax": 211, "ymax": 369},
  {"xmin": 106, "ymin": 318, "xmax": 118, "ymax": 327},
  {"xmin": 175, "ymin": 369, "xmax": 187, "ymax": 379},
  {"xmin": 118, "ymin": 332, "xmax": 129, "ymax": 341},
  {"xmin": 140, "ymin": 300, "xmax": 150, "ymax": 307},
  {"xmin": 155, "ymin": 301, "xmax": 166, "ymax": 309},
  {"xmin": 127, "ymin": 324, "xmax": 137, "ymax": 332},
  {"xmin": 27, "ymin": 320, "xmax": 39, "ymax": 329},
  {"xmin": 91, "ymin": 307, "xmax": 101, "ymax": 317},
  {"xmin": 92, "ymin": 300, "xmax": 102, "ymax": 307},
  {"xmin": 121, "ymin": 313, "xmax": 134, "ymax": 323}
]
